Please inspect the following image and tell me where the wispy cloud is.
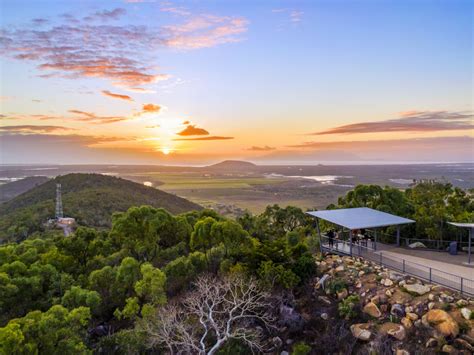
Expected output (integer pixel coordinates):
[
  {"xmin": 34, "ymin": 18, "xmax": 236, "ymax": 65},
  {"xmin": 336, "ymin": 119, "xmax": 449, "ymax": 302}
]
[
  {"xmin": 246, "ymin": 145, "xmax": 276, "ymax": 151},
  {"xmin": 313, "ymin": 111, "xmax": 474, "ymax": 135},
  {"xmin": 102, "ymin": 90, "xmax": 133, "ymax": 101},
  {"xmin": 174, "ymin": 136, "xmax": 234, "ymax": 141},
  {"xmin": 0, "ymin": 125, "xmax": 75, "ymax": 134},
  {"xmin": 84, "ymin": 8, "xmax": 126, "ymax": 22},
  {"xmin": 177, "ymin": 124, "xmax": 209, "ymax": 136},
  {"xmin": 0, "ymin": 8, "xmax": 248, "ymax": 87},
  {"xmin": 272, "ymin": 8, "xmax": 304, "ymax": 24},
  {"xmin": 68, "ymin": 109, "xmax": 129, "ymax": 124}
]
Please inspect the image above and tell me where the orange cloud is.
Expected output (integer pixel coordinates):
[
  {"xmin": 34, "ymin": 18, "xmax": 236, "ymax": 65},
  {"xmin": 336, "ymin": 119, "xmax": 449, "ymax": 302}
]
[
  {"xmin": 102, "ymin": 90, "xmax": 133, "ymax": 101},
  {"xmin": 174, "ymin": 136, "xmax": 233, "ymax": 141},
  {"xmin": 177, "ymin": 124, "xmax": 209, "ymax": 136},
  {"xmin": 0, "ymin": 125, "xmax": 75, "ymax": 133},
  {"xmin": 246, "ymin": 145, "xmax": 275, "ymax": 151},
  {"xmin": 142, "ymin": 104, "xmax": 161, "ymax": 113},
  {"xmin": 68, "ymin": 109, "xmax": 129, "ymax": 124}
]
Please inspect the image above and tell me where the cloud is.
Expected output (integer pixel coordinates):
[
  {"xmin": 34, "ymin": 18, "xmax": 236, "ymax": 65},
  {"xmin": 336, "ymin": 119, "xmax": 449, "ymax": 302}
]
[
  {"xmin": 146, "ymin": 125, "xmax": 160, "ymax": 128},
  {"xmin": 0, "ymin": 125, "xmax": 75, "ymax": 134},
  {"xmin": 142, "ymin": 103, "xmax": 161, "ymax": 113},
  {"xmin": 313, "ymin": 111, "xmax": 474, "ymax": 135},
  {"xmin": 272, "ymin": 8, "xmax": 304, "ymax": 24},
  {"xmin": 177, "ymin": 124, "xmax": 209, "ymax": 136},
  {"xmin": 246, "ymin": 145, "xmax": 276, "ymax": 151},
  {"xmin": 183, "ymin": 120, "xmax": 190, "ymax": 125},
  {"xmin": 102, "ymin": 90, "xmax": 133, "ymax": 101},
  {"xmin": 174, "ymin": 136, "xmax": 234, "ymax": 141},
  {"xmin": 84, "ymin": 8, "xmax": 126, "ymax": 22},
  {"xmin": 163, "ymin": 15, "xmax": 248, "ymax": 49},
  {"xmin": 68, "ymin": 109, "xmax": 129, "ymax": 124},
  {"xmin": 32, "ymin": 18, "xmax": 49, "ymax": 25},
  {"xmin": 0, "ymin": 9, "xmax": 248, "ymax": 87}
]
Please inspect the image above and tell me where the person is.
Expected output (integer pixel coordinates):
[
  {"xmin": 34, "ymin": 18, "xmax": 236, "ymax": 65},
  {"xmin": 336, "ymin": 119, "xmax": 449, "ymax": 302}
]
[{"xmin": 327, "ymin": 229, "xmax": 335, "ymax": 247}]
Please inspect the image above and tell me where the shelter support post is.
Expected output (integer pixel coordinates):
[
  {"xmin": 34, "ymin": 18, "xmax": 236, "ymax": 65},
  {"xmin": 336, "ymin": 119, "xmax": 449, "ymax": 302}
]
[
  {"xmin": 396, "ymin": 226, "xmax": 400, "ymax": 247},
  {"xmin": 374, "ymin": 229, "xmax": 377, "ymax": 251},
  {"xmin": 469, "ymin": 228, "xmax": 472, "ymax": 265},
  {"xmin": 349, "ymin": 230, "xmax": 353, "ymax": 256}
]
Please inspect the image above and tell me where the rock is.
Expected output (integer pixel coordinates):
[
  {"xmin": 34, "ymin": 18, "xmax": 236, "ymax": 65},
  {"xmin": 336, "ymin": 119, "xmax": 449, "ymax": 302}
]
[
  {"xmin": 461, "ymin": 307, "xmax": 472, "ymax": 320},
  {"xmin": 395, "ymin": 350, "xmax": 409, "ymax": 355},
  {"xmin": 337, "ymin": 288, "xmax": 348, "ymax": 300},
  {"xmin": 409, "ymin": 242, "xmax": 427, "ymax": 249},
  {"xmin": 391, "ymin": 304, "xmax": 406, "ymax": 318},
  {"xmin": 355, "ymin": 281, "xmax": 362, "ymax": 289},
  {"xmin": 272, "ymin": 337, "xmax": 283, "ymax": 349},
  {"xmin": 363, "ymin": 302, "xmax": 382, "ymax": 318},
  {"xmin": 279, "ymin": 304, "xmax": 304, "ymax": 332},
  {"xmin": 371, "ymin": 295, "xmax": 380, "ymax": 304},
  {"xmin": 280, "ymin": 352, "xmax": 289, "ymax": 355},
  {"xmin": 405, "ymin": 306, "xmax": 413, "ymax": 313},
  {"xmin": 317, "ymin": 295, "xmax": 332, "ymax": 305},
  {"xmin": 426, "ymin": 338, "xmax": 438, "ymax": 348},
  {"xmin": 456, "ymin": 299, "xmax": 469, "ymax": 307},
  {"xmin": 454, "ymin": 338, "xmax": 474, "ymax": 352},
  {"xmin": 461, "ymin": 334, "xmax": 474, "ymax": 345},
  {"xmin": 385, "ymin": 290, "xmax": 392, "ymax": 297},
  {"xmin": 407, "ymin": 312, "xmax": 419, "ymax": 321},
  {"xmin": 404, "ymin": 283, "xmax": 431, "ymax": 296},
  {"xmin": 424, "ymin": 309, "xmax": 459, "ymax": 338},
  {"xmin": 286, "ymin": 339, "xmax": 293, "ymax": 345},
  {"xmin": 335, "ymin": 265, "xmax": 345, "ymax": 272},
  {"xmin": 428, "ymin": 293, "xmax": 435, "ymax": 301},
  {"xmin": 321, "ymin": 313, "xmax": 329, "ymax": 320},
  {"xmin": 384, "ymin": 279, "xmax": 394, "ymax": 287},
  {"xmin": 350, "ymin": 323, "xmax": 372, "ymax": 341},
  {"xmin": 389, "ymin": 271, "xmax": 405, "ymax": 282},
  {"xmin": 428, "ymin": 302, "xmax": 436, "ymax": 310},
  {"xmin": 380, "ymin": 322, "xmax": 406, "ymax": 340},
  {"xmin": 441, "ymin": 344, "xmax": 455, "ymax": 353},
  {"xmin": 401, "ymin": 317, "xmax": 413, "ymax": 329},
  {"xmin": 358, "ymin": 271, "xmax": 365, "ymax": 277}
]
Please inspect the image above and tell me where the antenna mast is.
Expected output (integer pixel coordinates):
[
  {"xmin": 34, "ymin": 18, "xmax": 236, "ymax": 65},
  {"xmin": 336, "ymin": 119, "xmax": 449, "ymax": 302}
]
[{"xmin": 55, "ymin": 183, "xmax": 63, "ymax": 219}]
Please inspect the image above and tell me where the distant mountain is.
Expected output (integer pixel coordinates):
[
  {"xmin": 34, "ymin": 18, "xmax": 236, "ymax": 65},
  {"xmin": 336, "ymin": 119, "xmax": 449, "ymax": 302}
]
[
  {"xmin": 206, "ymin": 160, "xmax": 258, "ymax": 172},
  {"xmin": 0, "ymin": 176, "xmax": 50, "ymax": 203},
  {"xmin": 0, "ymin": 173, "xmax": 202, "ymax": 242}
]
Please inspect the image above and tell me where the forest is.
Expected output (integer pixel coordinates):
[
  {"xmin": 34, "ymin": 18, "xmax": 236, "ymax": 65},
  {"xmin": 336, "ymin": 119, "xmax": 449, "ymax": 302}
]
[{"xmin": 0, "ymin": 181, "xmax": 472, "ymax": 354}]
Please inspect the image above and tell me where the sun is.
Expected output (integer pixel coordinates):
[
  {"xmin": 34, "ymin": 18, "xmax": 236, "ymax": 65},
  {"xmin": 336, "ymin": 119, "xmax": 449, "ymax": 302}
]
[{"xmin": 161, "ymin": 146, "xmax": 172, "ymax": 155}]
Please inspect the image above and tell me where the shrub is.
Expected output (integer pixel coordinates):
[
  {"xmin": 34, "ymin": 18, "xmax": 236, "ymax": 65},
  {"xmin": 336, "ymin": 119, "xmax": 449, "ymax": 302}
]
[
  {"xmin": 292, "ymin": 341, "xmax": 311, "ymax": 355},
  {"xmin": 327, "ymin": 278, "xmax": 347, "ymax": 295},
  {"xmin": 338, "ymin": 295, "xmax": 360, "ymax": 319}
]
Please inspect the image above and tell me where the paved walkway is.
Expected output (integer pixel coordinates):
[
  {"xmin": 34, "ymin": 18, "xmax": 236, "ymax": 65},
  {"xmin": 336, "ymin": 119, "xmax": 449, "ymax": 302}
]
[{"xmin": 377, "ymin": 244, "xmax": 474, "ymax": 279}]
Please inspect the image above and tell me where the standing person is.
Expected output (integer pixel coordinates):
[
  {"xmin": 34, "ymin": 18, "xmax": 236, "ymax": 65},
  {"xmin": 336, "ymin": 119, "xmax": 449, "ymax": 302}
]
[{"xmin": 327, "ymin": 229, "xmax": 335, "ymax": 248}]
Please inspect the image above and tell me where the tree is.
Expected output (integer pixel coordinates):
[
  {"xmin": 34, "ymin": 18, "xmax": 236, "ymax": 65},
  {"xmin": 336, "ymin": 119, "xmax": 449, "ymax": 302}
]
[{"xmin": 140, "ymin": 275, "xmax": 274, "ymax": 354}]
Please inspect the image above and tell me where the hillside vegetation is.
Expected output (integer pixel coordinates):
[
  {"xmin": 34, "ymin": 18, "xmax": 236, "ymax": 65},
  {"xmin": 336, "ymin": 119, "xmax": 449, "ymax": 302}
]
[
  {"xmin": 0, "ymin": 173, "xmax": 201, "ymax": 242},
  {"xmin": 0, "ymin": 176, "xmax": 50, "ymax": 203}
]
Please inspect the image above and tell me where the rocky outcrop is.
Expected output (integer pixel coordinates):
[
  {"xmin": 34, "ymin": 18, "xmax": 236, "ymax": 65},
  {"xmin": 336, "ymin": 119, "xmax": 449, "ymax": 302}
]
[{"xmin": 423, "ymin": 309, "xmax": 459, "ymax": 338}]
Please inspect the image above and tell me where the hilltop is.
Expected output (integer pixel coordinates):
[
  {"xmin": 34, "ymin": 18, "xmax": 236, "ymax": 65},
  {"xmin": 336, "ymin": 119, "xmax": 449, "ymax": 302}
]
[
  {"xmin": 0, "ymin": 176, "xmax": 50, "ymax": 203},
  {"xmin": 0, "ymin": 173, "xmax": 202, "ymax": 242},
  {"xmin": 206, "ymin": 160, "xmax": 258, "ymax": 172}
]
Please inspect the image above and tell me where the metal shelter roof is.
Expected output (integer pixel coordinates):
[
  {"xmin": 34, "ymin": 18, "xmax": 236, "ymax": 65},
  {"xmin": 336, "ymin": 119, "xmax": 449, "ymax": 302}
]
[
  {"xmin": 307, "ymin": 207, "xmax": 414, "ymax": 230},
  {"xmin": 448, "ymin": 222, "xmax": 474, "ymax": 229}
]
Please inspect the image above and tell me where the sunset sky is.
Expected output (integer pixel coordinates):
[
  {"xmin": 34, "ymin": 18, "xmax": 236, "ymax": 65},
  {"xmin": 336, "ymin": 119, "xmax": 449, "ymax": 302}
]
[{"xmin": 0, "ymin": 0, "xmax": 472, "ymax": 165}]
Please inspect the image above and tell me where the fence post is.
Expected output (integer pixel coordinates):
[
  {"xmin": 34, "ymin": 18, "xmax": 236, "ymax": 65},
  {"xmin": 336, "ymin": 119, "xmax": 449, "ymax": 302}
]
[
  {"xmin": 429, "ymin": 268, "xmax": 432, "ymax": 283},
  {"xmin": 379, "ymin": 252, "xmax": 382, "ymax": 265},
  {"xmin": 403, "ymin": 259, "xmax": 405, "ymax": 273},
  {"xmin": 461, "ymin": 278, "xmax": 463, "ymax": 294}
]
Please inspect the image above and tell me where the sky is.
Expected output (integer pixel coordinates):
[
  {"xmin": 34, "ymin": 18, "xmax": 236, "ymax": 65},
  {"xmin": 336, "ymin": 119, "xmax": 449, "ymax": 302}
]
[{"xmin": 0, "ymin": 0, "xmax": 472, "ymax": 165}]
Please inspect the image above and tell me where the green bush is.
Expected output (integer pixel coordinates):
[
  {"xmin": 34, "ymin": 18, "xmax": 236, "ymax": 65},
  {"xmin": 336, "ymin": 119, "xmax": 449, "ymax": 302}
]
[
  {"xmin": 292, "ymin": 341, "xmax": 311, "ymax": 355},
  {"xmin": 338, "ymin": 295, "xmax": 360, "ymax": 319},
  {"xmin": 327, "ymin": 278, "xmax": 347, "ymax": 295}
]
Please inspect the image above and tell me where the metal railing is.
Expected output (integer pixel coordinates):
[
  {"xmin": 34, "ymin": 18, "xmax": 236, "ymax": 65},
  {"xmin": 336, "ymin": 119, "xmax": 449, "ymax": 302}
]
[{"xmin": 320, "ymin": 235, "xmax": 474, "ymax": 296}]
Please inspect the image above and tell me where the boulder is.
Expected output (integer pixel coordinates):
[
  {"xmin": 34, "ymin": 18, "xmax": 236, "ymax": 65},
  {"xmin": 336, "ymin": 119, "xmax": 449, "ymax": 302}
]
[
  {"xmin": 363, "ymin": 302, "xmax": 382, "ymax": 318},
  {"xmin": 409, "ymin": 242, "xmax": 427, "ymax": 249},
  {"xmin": 404, "ymin": 283, "xmax": 431, "ymax": 296},
  {"xmin": 391, "ymin": 304, "xmax": 406, "ymax": 318},
  {"xmin": 350, "ymin": 323, "xmax": 372, "ymax": 341},
  {"xmin": 337, "ymin": 288, "xmax": 348, "ymax": 300},
  {"xmin": 380, "ymin": 322, "xmax": 406, "ymax": 340},
  {"xmin": 407, "ymin": 312, "xmax": 419, "ymax": 321},
  {"xmin": 384, "ymin": 279, "xmax": 394, "ymax": 287},
  {"xmin": 401, "ymin": 317, "xmax": 413, "ymax": 329},
  {"xmin": 423, "ymin": 309, "xmax": 459, "ymax": 338},
  {"xmin": 460, "ymin": 307, "xmax": 472, "ymax": 320}
]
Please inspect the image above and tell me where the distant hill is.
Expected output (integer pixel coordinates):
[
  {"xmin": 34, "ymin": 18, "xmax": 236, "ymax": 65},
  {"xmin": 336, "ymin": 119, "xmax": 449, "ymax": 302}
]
[
  {"xmin": 206, "ymin": 160, "xmax": 258, "ymax": 172},
  {"xmin": 0, "ymin": 173, "xmax": 202, "ymax": 242},
  {"xmin": 0, "ymin": 176, "xmax": 50, "ymax": 203}
]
